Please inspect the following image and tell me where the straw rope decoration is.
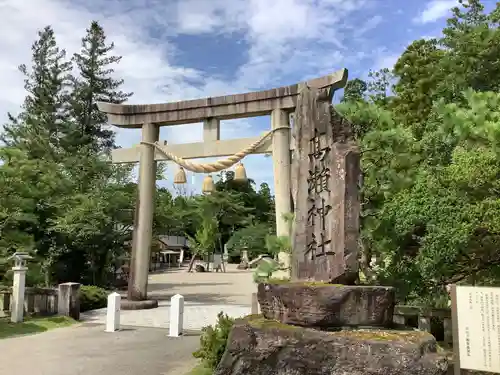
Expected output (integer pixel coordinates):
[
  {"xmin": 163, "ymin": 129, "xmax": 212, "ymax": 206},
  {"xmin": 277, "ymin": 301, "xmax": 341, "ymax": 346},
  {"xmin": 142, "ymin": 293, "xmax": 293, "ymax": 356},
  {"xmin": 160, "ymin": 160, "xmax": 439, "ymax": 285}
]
[{"xmin": 140, "ymin": 128, "xmax": 285, "ymax": 174}]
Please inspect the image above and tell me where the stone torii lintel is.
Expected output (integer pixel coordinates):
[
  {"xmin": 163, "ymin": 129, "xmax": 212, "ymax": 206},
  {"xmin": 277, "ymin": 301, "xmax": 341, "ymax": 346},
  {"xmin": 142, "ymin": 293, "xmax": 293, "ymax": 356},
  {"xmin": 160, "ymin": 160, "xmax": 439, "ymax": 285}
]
[{"xmin": 96, "ymin": 69, "xmax": 348, "ymax": 128}]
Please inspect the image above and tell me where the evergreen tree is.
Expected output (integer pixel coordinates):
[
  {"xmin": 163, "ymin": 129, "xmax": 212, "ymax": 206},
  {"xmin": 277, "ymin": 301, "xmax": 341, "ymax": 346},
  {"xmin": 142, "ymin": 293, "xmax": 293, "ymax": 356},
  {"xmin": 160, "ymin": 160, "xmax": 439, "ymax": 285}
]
[
  {"xmin": 2, "ymin": 26, "xmax": 71, "ymax": 159},
  {"xmin": 67, "ymin": 21, "xmax": 132, "ymax": 153},
  {"xmin": 341, "ymin": 78, "xmax": 367, "ymax": 103}
]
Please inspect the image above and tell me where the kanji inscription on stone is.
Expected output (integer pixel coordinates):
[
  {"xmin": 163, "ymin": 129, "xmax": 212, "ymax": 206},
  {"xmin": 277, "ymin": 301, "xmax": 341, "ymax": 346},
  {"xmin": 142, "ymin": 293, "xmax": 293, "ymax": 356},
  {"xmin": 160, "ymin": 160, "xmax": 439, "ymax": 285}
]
[{"xmin": 292, "ymin": 84, "xmax": 360, "ymax": 283}]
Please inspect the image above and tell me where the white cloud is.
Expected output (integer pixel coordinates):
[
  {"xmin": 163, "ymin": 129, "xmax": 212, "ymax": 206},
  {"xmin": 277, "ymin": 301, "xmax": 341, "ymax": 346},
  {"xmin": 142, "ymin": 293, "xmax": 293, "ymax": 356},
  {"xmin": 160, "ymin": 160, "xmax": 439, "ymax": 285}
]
[
  {"xmin": 353, "ymin": 15, "xmax": 383, "ymax": 38},
  {"xmin": 374, "ymin": 53, "xmax": 400, "ymax": 71},
  {"xmin": 414, "ymin": 0, "xmax": 458, "ymax": 24},
  {"xmin": 0, "ymin": 0, "xmax": 381, "ymax": 192}
]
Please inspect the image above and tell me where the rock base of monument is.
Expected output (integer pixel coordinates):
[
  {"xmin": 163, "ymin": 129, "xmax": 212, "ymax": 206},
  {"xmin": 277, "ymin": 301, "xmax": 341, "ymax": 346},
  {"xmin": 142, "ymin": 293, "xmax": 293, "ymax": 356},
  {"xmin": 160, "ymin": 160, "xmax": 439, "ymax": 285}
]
[
  {"xmin": 214, "ymin": 315, "xmax": 448, "ymax": 375},
  {"xmin": 257, "ymin": 282, "xmax": 396, "ymax": 329},
  {"xmin": 216, "ymin": 283, "xmax": 448, "ymax": 375}
]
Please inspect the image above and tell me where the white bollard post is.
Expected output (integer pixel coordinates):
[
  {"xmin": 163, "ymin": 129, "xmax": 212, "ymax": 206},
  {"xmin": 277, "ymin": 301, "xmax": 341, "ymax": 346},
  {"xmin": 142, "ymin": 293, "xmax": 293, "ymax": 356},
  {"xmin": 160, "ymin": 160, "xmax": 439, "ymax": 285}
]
[
  {"xmin": 11, "ymin": 265, "xmax": 27, "ymax": 323},
  {"xmin": 251, "ymin": 293, "xmax": 261, "ymax": 315},
  {"xmin": 169, "ymin": 294, "xmax": 184, "ymax": 337},
  {"xmin": 105, "ymin": 292, "xmax": 121, "ymax": 332}
]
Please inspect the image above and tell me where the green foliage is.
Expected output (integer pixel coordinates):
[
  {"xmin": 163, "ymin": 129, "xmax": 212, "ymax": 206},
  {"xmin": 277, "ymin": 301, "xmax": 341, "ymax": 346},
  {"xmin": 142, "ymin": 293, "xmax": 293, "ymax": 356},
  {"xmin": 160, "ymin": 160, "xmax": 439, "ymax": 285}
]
[
  {"xmin": 253, "ymin": 258, "xmax": 280, "ymax": 283},
  {"xmin": 4, "ymin": 0, "xmax": 500, "ymax": 312},
  {"xmin": 225, "ymin": 223, "xmax": 272, "ymax": 259},
  {"xmin": 2, "ymin": 26, "xmax": 72, "ymax": 159},
  {"xmin": 341, "ymin": 78, "xmax": 367, "ymax": 103},
  {"xmin": 67, "ymin": 21, "xmax": 132, "ymax": 153},
  {"xmin": 193, "ymin": 312, "xmax": 235, "ymax": 371},
  {"xmin": 79, "ymin": 285, "xmax": 109, "ymax": 312},
  {"xmin": 187, "ymin": 216, "xmax": 219, "ymax": 258},
  {"xmin": 337, "ymin": 0, "xmax": 500, "ymax": 306},
  {"xmin": 0, "ymin": 22, "xmax": 135, "ymax": 288},
  {"xmin": 264, "ymin": 235, "xmax": 291, "ymax": 256},
  {"xmin": 0, "ymin": 316, "xmax": 76, "ymax": 339},
  {"xmin": 262, "ymin": 213, "xmax": 292, "ymax": 258}
]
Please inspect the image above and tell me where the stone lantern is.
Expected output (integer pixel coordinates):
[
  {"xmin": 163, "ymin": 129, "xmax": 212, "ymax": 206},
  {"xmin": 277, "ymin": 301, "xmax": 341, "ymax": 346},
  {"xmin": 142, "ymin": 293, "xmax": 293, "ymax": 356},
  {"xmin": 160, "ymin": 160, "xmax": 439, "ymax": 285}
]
[{"xmin": 7, "ymin": 252, "xmax": 32, "ymax": 323}]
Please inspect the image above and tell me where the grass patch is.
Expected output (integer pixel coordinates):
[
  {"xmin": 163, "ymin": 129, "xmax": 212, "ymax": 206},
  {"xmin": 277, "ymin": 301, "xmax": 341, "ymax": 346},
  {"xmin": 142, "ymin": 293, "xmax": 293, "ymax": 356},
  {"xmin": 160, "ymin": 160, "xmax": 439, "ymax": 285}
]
[
  {"xmin": 0, "ymin": 316, "xmax": 76, "ymax": 339},
  {"xmin": 185, "ymin": 363, "xmax": 213, "ymax": 375}
]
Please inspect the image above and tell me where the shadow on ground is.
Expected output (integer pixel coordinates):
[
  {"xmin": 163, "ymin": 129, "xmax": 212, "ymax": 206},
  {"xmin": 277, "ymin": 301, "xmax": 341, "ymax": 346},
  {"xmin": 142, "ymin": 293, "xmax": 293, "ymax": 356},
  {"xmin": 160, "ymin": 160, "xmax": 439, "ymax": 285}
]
[
  {"xmin": 151, "ymin": 293, "xmax": 248, "ymax": 305},
  {"xmin": 0, "ymin": 316, "xmax": 74, "ymax": 339},
  {"xmin": 148, "ymin": 282, "xmax": 233, "ymax": 292}
]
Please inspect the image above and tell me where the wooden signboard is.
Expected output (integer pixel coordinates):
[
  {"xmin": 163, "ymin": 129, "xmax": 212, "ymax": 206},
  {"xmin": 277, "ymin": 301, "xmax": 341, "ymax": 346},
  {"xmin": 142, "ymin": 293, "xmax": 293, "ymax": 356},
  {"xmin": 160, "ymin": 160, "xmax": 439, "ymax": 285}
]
[{"xmin": 451, "ymin": 285, "xmax": 500, "ymax": 374}]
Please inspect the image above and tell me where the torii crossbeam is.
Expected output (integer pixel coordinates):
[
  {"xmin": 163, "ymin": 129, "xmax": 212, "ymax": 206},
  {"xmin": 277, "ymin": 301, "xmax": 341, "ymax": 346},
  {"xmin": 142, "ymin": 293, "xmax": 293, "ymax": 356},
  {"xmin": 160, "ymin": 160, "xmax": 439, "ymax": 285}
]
[{"xmin": 98, "ymin": 69, "xmax": 348, "ymax": 302}]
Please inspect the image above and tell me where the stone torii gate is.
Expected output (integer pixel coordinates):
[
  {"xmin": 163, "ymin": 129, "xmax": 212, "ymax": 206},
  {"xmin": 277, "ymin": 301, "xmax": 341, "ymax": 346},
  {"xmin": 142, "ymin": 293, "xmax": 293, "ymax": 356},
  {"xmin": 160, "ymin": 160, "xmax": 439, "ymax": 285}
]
[{"xmin": 98, "ymin": 69, "xmax": 348, "ymax": 301}]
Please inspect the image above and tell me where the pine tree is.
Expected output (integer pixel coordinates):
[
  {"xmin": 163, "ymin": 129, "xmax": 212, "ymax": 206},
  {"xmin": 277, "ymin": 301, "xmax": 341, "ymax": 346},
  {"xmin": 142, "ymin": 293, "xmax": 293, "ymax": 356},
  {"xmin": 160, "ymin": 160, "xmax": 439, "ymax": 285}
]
[
  {"xmin": 2, "ymin": 26, "xmax": 71, "ymax": 160},
  {"xmin": 67, "ymin": 21, "xmax": 132, "ymax": 153},
  {"xmin": 341, "ymin": 78, "xmax": 367, "ymax": 103}
]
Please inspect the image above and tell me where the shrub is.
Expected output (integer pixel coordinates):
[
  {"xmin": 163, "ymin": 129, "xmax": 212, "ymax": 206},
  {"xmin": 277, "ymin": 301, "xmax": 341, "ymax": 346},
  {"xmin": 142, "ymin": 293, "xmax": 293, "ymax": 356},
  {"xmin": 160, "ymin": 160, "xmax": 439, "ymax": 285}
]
[
  {"xmin": 193, "ymin": 312, "xmax": 235, "ymax": 370},
  {"xmin": 79, "ymin": 285, "xmax": 109, "ymax": 312},
  {"xmin": 252, "ymin": 257, "xmax": 280, "ymax": 283}
]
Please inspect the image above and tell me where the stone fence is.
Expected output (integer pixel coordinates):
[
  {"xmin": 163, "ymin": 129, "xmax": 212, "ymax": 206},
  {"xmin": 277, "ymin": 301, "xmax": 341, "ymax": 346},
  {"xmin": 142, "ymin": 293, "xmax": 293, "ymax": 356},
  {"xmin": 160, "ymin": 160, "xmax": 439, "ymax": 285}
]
[
  {"xmin": 394, "ymin": 305, "xmax": 452, "ymax": 344},
  {"xmin": 0, "ymin": 283, "xmax": 80, "ymax": 320},
  {"xmin": 0, "ymin": 287, "xmax": 58, "ymax": 316}
]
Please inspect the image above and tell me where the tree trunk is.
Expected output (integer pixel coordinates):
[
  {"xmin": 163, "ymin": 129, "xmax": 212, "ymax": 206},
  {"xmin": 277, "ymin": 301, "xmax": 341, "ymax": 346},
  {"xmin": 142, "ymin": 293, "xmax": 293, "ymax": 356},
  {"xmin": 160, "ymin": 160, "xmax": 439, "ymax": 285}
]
[
  {"xmin": 359, "ymin": 238, "xmax": 376, "ymax": 282},
  {"xmin": 187, "ymin": 255, "xmax": 197, "ymax": 272}
]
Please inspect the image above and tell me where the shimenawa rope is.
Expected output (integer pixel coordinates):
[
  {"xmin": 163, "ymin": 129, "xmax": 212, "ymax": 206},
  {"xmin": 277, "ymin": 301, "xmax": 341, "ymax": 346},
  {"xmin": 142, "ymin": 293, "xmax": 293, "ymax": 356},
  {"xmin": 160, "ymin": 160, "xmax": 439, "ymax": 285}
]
[{"xmin": 140, "ymin": 127, "xmax": 286, "ymax": 174}]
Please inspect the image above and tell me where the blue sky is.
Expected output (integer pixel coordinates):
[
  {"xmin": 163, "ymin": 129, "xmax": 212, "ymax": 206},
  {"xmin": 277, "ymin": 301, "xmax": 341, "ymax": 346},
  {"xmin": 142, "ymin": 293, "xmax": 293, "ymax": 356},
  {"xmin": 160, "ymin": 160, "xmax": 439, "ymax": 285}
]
[{"xmin": 0, "ymin": 0, "xmax": 495, "ymax": 194}]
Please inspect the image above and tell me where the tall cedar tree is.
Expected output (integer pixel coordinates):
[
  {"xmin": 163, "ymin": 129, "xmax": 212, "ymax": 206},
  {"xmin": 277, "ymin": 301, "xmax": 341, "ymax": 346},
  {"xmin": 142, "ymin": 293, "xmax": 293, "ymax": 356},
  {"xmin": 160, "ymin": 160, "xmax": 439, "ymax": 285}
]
[
  {"xmin": 67, "ymin": 21, "xmax": 132, "ymax": 154},
  {"xmin": 2, "ymin": 26, "xmax": 71, "ymax": 160},
  {"xmin": 0, "ymin": 26, "xmax": 72, "ymax": 285}
]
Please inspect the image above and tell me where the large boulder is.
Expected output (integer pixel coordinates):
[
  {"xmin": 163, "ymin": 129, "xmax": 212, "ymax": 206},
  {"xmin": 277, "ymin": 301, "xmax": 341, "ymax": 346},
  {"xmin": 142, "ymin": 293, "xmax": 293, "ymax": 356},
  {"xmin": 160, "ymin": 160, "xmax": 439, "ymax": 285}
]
[
  {"xmin": 215, "ymin": 315, "xmax": 448, "ymax": 375},
  {"xmin": 257, "ymin": 282, "xmax": 395, "ymax": 328}
]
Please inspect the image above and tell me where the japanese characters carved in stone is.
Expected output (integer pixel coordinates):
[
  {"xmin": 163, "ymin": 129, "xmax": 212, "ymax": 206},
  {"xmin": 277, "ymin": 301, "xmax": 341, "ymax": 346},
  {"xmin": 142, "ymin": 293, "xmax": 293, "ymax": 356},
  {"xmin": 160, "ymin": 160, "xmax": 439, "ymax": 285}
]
[{"xmin": 292, "ymin": 84, "xmax": 360, "ymax": 284}]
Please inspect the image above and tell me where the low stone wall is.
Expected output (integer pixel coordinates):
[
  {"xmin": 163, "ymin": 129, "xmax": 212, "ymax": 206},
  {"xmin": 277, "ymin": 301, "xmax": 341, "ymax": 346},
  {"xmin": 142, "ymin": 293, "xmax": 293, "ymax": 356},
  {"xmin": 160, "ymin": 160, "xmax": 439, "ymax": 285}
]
[
  {"xmin": 0, "ymin": 287, "xmax": 58, "ymax": 317},
  {"xmin": 394, "ymin": 305, "xmax": 452, "ymax": 345},
  {"xmin": 0, "ymin": 282, "xmax": 80, "ymax": 320}
]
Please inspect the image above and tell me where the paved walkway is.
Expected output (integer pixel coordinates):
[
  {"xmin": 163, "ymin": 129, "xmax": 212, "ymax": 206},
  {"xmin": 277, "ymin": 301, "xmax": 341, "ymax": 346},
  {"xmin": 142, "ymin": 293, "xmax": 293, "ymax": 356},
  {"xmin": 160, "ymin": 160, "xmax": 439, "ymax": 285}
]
[
  {"xmin": 82, "ymin": 264, "xmax": 255, "ymax": 329},
  {"xmin": 2, "ymin": 264, "xmax": 256, "ymax": 375},
  {"xmin": 82, "ymin": 300, "xmax": 251, "ymax": 329},
  {"xmin": 0, "ymin": 324, "xmax": 200, "ymax": 375},
  {"xmin": 147, "ymin": 264, "xmax": 256, "ymax": 305}
]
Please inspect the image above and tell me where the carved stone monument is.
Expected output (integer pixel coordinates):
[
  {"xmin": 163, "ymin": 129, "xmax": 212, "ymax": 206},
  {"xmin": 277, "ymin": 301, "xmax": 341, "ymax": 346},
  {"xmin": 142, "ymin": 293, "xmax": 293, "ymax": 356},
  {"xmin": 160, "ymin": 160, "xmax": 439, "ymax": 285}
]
[
  {"xmin": 292, "ymin": 84, "xmax": 359, "ymax": 284},
  {"xmin": 215, "ymin": 78, "xmax": 449, "ymax": 375}
]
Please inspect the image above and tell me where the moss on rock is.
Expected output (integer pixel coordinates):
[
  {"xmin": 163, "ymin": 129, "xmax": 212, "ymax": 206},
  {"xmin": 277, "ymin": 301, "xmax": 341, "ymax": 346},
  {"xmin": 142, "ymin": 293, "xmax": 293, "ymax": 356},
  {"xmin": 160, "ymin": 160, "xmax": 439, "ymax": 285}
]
[
  {"xmin": 245, "ymin": 314, "xmax": 301, "ymax": 331},
  {"xmin": 264, "ymin": 279, "xmax": 343, "ymax": 287},
  {"xmin": 244, "ymin": 315, "xmax": 431, "ymax": 343},
  {"xmin": 215, "ymin": 315, "xmax": 448, "ymax": 375}
]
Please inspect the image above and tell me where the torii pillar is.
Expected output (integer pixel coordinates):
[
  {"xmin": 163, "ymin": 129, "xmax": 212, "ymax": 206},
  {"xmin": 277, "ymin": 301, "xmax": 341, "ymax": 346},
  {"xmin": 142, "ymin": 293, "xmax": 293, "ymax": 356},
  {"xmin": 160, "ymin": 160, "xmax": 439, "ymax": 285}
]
[
  {"xmin": 98, "ymin": 69, "xmax": 348, "ymax": 301},
  {"xmin": 271, "ymin": 109, "xmax": 292, "ymax": 269},
  {"xmin": 129, "ymin": 123, "xmax": 159, "ymax": 300}
]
